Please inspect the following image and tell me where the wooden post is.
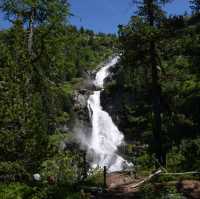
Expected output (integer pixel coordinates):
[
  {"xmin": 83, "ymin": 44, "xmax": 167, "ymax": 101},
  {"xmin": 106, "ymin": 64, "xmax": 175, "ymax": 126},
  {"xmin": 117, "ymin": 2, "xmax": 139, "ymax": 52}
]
[
  {"xmin": 83, "ymin": 151, "xmax": 87, "ymax": 180},
  {"xmin": 103, "ymin": 166, "xmax": 107, "ymax": 188}
]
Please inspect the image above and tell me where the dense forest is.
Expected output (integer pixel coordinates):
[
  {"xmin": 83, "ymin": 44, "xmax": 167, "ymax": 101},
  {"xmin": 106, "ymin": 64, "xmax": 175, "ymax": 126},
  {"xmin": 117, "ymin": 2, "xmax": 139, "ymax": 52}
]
[{"xmin": 1, "ymin": 0, "xmax": 200, "ymax": 199}]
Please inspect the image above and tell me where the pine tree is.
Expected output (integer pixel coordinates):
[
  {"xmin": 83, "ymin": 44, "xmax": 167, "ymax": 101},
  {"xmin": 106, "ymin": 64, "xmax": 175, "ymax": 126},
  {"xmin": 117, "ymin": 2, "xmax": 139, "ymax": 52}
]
[{"xmin": 133, "ymin": 0, "xmax": 173, "ymax": 166}]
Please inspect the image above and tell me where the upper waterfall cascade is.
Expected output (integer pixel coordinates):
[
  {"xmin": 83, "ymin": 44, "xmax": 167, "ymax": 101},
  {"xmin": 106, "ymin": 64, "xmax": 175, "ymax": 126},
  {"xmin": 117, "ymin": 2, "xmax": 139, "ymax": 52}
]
[{"xmin": 87, "ymin": 57, "xmax": 130, "ymax": 172}]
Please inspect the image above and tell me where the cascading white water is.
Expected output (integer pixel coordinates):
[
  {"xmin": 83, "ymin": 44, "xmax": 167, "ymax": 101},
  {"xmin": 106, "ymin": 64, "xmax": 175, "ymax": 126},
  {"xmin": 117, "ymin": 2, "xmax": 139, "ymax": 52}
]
[{"xmin": 87, "ymin": 57, "xmax": 129, "ymax": 172}]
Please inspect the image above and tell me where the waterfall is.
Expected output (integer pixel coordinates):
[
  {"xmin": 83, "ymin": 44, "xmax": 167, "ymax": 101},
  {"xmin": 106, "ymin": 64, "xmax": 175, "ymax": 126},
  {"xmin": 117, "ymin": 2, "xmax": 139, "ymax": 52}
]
[{"xmin": 87, "ymin": 57, "xmax": 129, "ymax": 172}]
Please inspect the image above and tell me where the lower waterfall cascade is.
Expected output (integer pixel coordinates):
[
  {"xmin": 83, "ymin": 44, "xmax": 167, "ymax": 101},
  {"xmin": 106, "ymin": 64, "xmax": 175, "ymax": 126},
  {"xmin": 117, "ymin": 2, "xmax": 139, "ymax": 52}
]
[{"xmin": 87, "ymin": 57, "xmax": 131, "ymax": 172}]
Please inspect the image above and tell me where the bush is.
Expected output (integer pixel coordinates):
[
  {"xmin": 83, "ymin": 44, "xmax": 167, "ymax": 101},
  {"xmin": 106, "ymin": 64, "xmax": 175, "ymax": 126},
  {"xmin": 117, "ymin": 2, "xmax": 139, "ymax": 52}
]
[
  {"xmin": 137, "ymin": 183, "xmax": 183, "ymax": 199},
  {"xmin": 84, "ymin": 167, "xmax": 104, "ymax": 187},
  {"xmin": 0, "ymin": 183, "xmax": 33, "ymax": 199},
  {"xmin": 179, "ymin": 138, "xmax": 200, "ymax": 171}
]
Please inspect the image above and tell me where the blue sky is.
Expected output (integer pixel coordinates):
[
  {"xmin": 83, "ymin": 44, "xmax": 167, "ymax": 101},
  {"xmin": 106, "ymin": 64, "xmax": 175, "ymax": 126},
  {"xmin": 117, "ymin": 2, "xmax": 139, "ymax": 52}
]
[
  {"xmin": 0, "ymin": 0, "xmax": 191, "ymax": 33},
  {"xmin": 69, "ymin": 0, "xmax": 191, "ymax": 33}
]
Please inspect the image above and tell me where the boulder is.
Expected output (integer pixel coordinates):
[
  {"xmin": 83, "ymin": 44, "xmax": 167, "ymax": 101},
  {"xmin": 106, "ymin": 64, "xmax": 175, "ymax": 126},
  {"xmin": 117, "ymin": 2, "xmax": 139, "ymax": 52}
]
[{"xmin": 177, "ymin": 180, "xmax": 200, "ymax": 199}]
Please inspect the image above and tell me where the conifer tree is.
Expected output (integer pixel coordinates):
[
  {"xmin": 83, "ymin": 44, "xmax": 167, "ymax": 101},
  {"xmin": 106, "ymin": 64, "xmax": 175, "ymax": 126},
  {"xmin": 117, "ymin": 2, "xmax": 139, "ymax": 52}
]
[{"xmin": 133, "ymin": 0, "xmax": 173, "ymax": 166}]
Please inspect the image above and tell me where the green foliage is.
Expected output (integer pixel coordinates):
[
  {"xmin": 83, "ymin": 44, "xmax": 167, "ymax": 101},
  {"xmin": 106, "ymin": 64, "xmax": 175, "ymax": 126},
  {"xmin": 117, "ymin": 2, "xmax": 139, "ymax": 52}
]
[
  {"xmin": 0, "ymin": 1, "xmax": 115, "ymax": 198},
  {"xmin": 0, "ymin": 182, "xmax": 83, "ymax": 199},
  {"xmin": 0, "ymin": 183, "xmax": 34, "ymax": 199},
  {"xmin": 0, "ymin": 0, "xmax": 69, "ymax": 25},
  {"xmin": 84, "ymin": 167, "xmax": 104, "ymax": 187},
  {"xmin": 166, "ymin": 146, "xmax": 185, "ymax": 172},
  {"xmin": 41, "ymin": 150, "xmax": 81, "ymax": 185},
  {"xmin": 0, "ymin": 161, "xmax": 28, "ymax": 178},
  {"xmin": 178, "ymin": 138, "xmax": 200, "ymax": 171},
  {"xmin": 136, "ymin": 151, "xmax": 155, "ymax": 172},
  {"xmin": 138, "ymin": 183, "xmax": 183, "ymax": 199}
]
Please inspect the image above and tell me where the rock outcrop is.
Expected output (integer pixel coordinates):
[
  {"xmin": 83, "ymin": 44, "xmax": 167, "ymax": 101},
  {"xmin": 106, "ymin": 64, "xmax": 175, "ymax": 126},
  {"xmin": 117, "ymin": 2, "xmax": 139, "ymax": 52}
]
[{"xmin": 177, "ymin": 180, "xmax": 200, "ymax": 199}]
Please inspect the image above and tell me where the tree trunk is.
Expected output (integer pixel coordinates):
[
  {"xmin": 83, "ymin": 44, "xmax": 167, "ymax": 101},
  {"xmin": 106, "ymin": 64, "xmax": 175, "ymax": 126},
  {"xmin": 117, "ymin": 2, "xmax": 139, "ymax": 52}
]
[
  {"xmin": 28, "ymin": 8, "xmax": 34, "ymax": 56},
  {"xmin": 147, "ymin": 0, "xmax": 166, "ymax": 167}
]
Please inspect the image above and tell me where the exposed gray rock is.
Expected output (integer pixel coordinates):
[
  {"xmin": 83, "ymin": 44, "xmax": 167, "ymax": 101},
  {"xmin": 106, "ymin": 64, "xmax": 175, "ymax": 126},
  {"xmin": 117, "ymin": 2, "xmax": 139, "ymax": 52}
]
[{"xmin": 73, "ymin": 90, "xmax": 89, "ymax": 110}]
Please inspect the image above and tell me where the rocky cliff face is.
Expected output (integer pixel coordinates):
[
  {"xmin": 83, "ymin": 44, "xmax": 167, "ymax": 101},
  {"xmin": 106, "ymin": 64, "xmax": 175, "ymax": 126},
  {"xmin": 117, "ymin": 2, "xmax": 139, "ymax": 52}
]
[
  {"xmin": 71, "ymin": 56, "xmax": 138, "ymax": 146},
  {"xmin": 71, "ymin": 57, "xmax": 117, "ymax": 127},
  {"xmin": 71, "ymin": 57, "xmax": 119, "ymax": 144},
  {"xmin": 73, "ymin": 88, "xmax": 91, "ymax": 122}
]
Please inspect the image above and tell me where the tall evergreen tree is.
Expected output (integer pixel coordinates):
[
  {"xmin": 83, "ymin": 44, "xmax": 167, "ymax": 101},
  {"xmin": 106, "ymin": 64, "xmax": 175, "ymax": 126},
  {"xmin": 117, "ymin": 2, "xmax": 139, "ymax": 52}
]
[{"xmin": 134, "ymin": 0, "xmax": 173, "ymax": 166}]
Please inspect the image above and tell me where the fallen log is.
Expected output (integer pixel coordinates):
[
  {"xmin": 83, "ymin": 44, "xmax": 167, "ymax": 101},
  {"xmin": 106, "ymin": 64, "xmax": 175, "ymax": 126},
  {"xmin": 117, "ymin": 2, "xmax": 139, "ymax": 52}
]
[
  {"xmin": 162, "ymin": 171, "xmax": 200, "ymax": 175},
  {"xmin": 130, "ymin": 170, "xmax": 200, "ymax": 189},
  {"xmin": 130, "ymin": 169, "xmax": 162, "ymax": 188}
]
